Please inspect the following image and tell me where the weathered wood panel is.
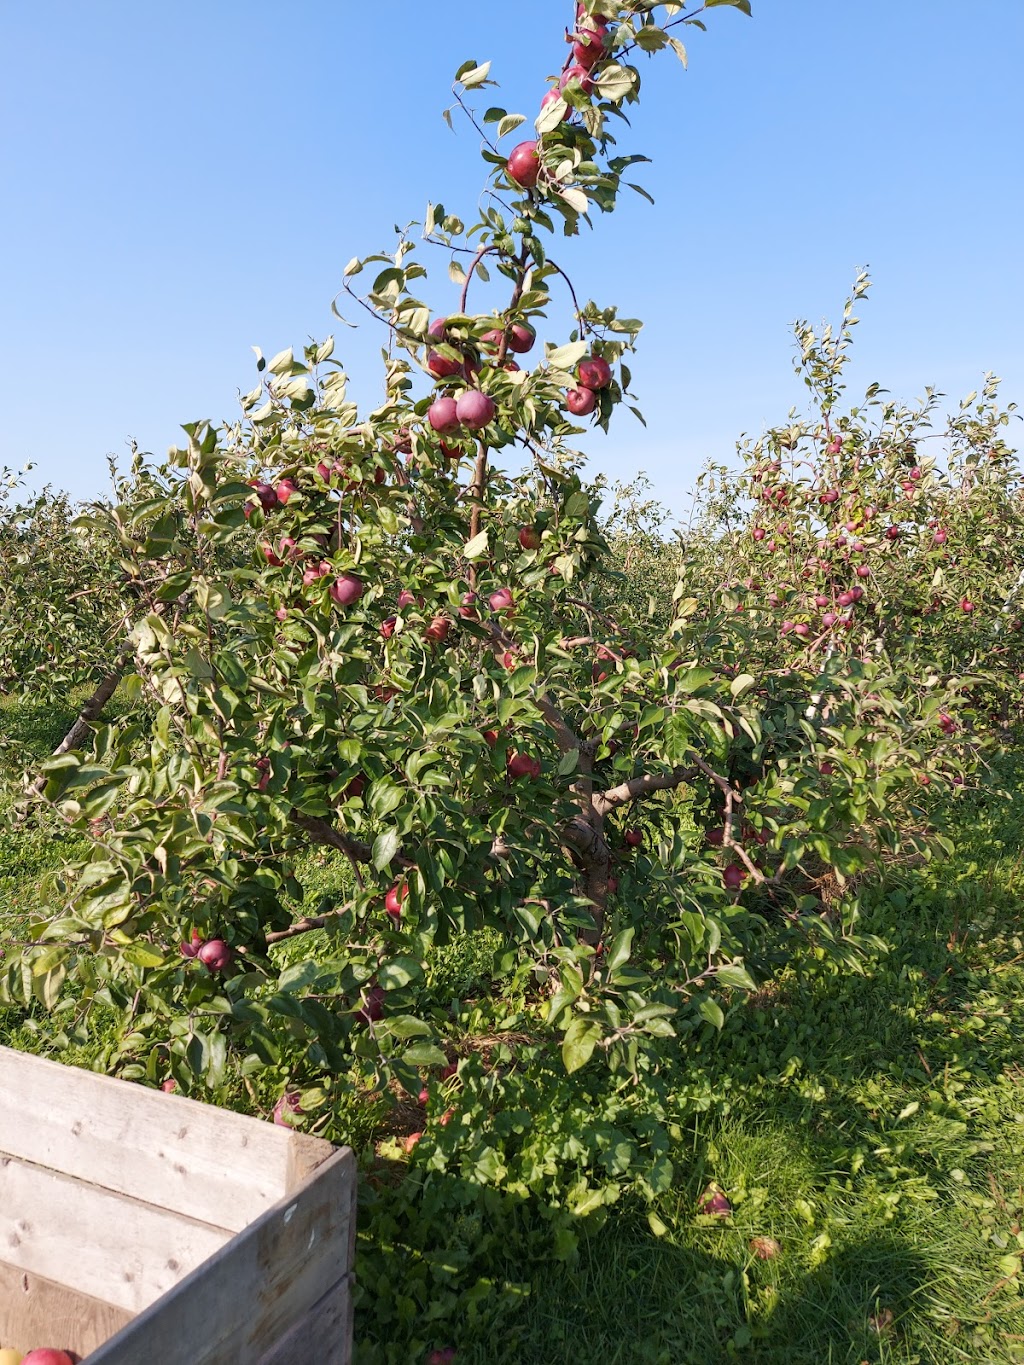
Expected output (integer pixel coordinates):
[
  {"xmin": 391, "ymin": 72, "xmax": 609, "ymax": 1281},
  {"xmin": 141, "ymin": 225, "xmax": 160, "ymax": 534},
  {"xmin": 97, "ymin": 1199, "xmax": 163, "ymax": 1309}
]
[
  {"xmin": 0, "ymin": 1047, "xmax": 334, "ymax": 1234},
  {"xmin": 0, "ymin": 1154, "xmax": 231, "ymax": 1314},
  {"xmin": 0, "ymin": 1262, "xmax": 132, "ymax": 1359},
  {"xmin": 86, "ymin": 1149, "xmax": 356, "ymax": 1365}
]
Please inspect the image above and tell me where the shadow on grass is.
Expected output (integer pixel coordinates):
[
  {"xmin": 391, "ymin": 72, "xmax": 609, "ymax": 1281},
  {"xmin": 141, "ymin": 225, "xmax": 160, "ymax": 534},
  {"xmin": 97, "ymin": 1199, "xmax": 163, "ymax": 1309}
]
[{"xmin": 354, "ymin": 1163, "xmax": 939, "ymax": 1365}]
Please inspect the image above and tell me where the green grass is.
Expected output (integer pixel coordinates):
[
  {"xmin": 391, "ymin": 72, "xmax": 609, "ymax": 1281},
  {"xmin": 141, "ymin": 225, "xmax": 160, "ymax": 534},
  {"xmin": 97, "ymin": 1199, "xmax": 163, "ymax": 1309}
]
[{"xmin": 1, "ymin": 694, "xmax": 1022, "ymax": 1363}]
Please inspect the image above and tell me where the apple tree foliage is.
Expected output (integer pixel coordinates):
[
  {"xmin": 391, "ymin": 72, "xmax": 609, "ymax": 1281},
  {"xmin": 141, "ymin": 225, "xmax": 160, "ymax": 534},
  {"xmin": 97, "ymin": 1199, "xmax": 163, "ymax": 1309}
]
[{"xmin": 0, "ymin": 0, "xmax": 987, "ymax": 1112}]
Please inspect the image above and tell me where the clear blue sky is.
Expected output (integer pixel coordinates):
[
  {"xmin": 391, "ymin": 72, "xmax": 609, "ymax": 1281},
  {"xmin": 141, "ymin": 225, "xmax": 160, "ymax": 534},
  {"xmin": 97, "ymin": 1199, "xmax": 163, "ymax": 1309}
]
[{"xmin": 2, "ymin": 2, "xmax": 1021, "ymax": 514}]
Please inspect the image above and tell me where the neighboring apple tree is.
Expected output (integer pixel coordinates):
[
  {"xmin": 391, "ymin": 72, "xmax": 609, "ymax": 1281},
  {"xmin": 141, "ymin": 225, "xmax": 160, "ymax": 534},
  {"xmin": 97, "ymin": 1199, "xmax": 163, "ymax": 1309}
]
[{"xmin": 3, "ymin": 1, "xmax": 975, "ymax": 1101}]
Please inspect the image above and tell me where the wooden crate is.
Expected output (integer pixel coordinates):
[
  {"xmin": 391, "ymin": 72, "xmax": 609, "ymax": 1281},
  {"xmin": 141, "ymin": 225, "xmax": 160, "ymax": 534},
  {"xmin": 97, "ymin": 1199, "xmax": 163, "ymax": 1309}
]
[{"xmin": 0, "ymin": 1046, "xmax": 356, "ymax": 1364}]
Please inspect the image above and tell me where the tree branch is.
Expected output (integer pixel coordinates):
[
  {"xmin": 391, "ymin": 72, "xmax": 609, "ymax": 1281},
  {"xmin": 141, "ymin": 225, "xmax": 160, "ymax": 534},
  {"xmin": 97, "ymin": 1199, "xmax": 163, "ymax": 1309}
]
[{"xmin": 593, "ymin": 765, "xmax": 698, "ymax": 818}]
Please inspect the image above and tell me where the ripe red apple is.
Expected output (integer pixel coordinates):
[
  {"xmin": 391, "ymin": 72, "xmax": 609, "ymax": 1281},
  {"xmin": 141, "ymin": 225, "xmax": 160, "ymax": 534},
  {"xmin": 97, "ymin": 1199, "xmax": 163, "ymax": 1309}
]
[
  {"xmin": 482, "ymin": 728, "xmax": 500, "ymax": 749},
  {"xmin": 507, "ymin": 751, "xmax": 541, "ymax": 780},
  {"xmin": 819, "ymin": 489, "xmax": 839, "ymax": 505},
  {"xmin": 330, "ymin": 574, "xmax": 364, "ymax": 607},
  {"xmin": 357, "ymin": 985, "xmax": 385, "ymax": 1024},
  {"xmin": 819, "ymin": 761, "xmax": 836, "ymax": 776},
  {"xmin": 427, "ymin": 350, "xmax": 463, "ymax": 379},
  {"xmin": 275, "ymin": 478, "xmax": 298, "ymax": 505},
  {"xmin": 488, "ymin": 586, "xmax": 514, "ymax": 612},
  {"xmin": 403, "ymin": 1132, "xmax": 423, "ymax": 1154},
  {"xmin": 160, "ymin": 1078, "xmax": 177, "ymax": 1093},
  {"xmin": 723, "ymin": 864, "xmax": 746, "ymax": 891},
  {"xmin": 509, "ymin": 322, "xmax": 536, "ymax": 354},
  {"xmin": 813, "ymin": 594, "xmax": 829, "ymax": 608},
  {"xmin": 885, "ymin": 526, "xmax": 901, "ymax": 541},
  {"xmin": 507, "ymin": 140, "xmax": 541, "ymax": 188},
  {"xmin": 252, "ymin": 480, "xmax": 278, "ymax": 511},
  {"xmin": 428, "ymin": 317, "xmax": 448, "ymax": 342},
  {"xmin": 180, "ymin": 929, "xmax": 204, "ymax": 959},
  {"xmin": 458, "ymin": 591, "xmax": 478, "ymax": 620},
  {"xmin": 397, "ymin": 589, "xmax": 418, "ymax": 609},
  {"xmin": 573, "ymin": 22, "xmax": 609, "ymax": 69},
  {"xmin": 273, "ymin": 1091, "xmax": 303, "ymax": 1128},
  {"xmin": 21, "ymin": 1351, "xmax": 75, "ymax": 1365},
  {"xmin": 540, "ymin": 86, "xmax": 564, "ymax": 116},
  {"xmin": 752, "ymin": 527, "xmax": 766, "ymax": 542},
  {"xmin": 518, "ymin": 525, "xmax": 541, "ymax": 551},
  {"xmin": 933, "ymin": 528, "xmax": 948, "ymax": 545},
  {"xmin": 425, "ymin": 615, "xmax": 451, "ymax": 643},
  {"xmin": 455, "ymin": 390, "xmax": 496, "ymax": 430},
  {"xmin": 385, "ymin": 883, "xmax": 408, "ymax": 920},
  {"xmin": 624, "ymin": 829, "xmax": 642, "ymax": 848},
  {"xmin": 381, "ymin": 616, "xmax": 397, "ymax": 639},
  {"xmin": 428, "ymin": 396, "xmax": 461, "ymax": 433},
  {"xmin": 302, "ymin": 560, "xmax": 332, "ymax": 587},
  {"xmin": 566, "ymin": 386, "xmax": 597, "ymax": 416},
  {"xmin": 793, "ymin": 622, "xmax": 810, "ymax": 638},
  {"xmin": 822, "ymin": 611, "xmax": 839, "ymax": 628},
  {"xmin": 855, "ymin": 565, "xmax": 871, "ymax": 579},
  {"xmin": 500, "ymin": 649, "xmax": 518, "ymax": 670},
  {"xmin": 197, "ymin": 939, "xmax": 232, "ymax": 972},
  {"xmin": 427, "ymin": 1350, "xmax": 457, "ymax": 1365},
  {"xmin": 261, "ymin": 542, "xmax": 283, "ymax": 567},
  {"xmin": 577, "ymin": 355, "xmax": 612, "ymax": 390},
  {"xmin": 960, "ymin": 598, "xmax": 975, "ymax": 613},
  {"xmin": 560, "ymin": 64, "xmax": 595, "ymax": 96}
]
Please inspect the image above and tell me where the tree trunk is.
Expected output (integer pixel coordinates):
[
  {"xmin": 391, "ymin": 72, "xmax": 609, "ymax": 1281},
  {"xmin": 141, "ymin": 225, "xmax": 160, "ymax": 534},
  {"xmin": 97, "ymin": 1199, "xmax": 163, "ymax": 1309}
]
[{"xmin": 27, "ymin": 658, "xmax": 128, "ymax": 797}]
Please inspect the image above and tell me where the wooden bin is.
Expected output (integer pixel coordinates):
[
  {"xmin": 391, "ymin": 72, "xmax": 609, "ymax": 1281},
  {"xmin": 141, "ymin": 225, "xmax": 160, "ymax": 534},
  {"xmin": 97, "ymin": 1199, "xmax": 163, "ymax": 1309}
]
[{"xmin": 0, "ymin": 1046, "xmax": 356, "ymax": 1364}]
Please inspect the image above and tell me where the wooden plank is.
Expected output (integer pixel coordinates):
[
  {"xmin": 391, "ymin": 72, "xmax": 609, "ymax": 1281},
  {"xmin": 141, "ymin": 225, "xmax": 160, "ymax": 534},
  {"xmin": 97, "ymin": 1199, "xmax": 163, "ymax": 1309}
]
[
  {"xmin": 0, "ymin": 1154, "xmax": 231, "ymax": 1314},
  {"xmin": 256, "ymin": 1279, "xmax": 354, "ymax": 1365},
  {"xmin": 0, "ymin": 1261, "xmax": 132, "ymax": 1359},
  {"xmin": 0, "ymin": 1046, "xmax": 334, "ymax": 1232},
  {"xmin": 87, "ymin": 1149, "xmax": 357, "ymax": 1365}
]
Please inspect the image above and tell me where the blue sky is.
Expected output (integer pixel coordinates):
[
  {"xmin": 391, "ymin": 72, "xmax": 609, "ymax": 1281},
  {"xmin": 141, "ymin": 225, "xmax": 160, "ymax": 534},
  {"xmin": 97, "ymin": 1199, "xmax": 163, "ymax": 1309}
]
[{"xmin": 1, "ymin": 1, "xmax": 1021, "ymax": 515}]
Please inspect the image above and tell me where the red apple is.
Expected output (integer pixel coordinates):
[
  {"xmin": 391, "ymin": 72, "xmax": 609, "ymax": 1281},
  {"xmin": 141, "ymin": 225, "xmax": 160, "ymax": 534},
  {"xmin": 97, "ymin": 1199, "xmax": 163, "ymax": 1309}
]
[
  {"xmin": 381, "ymin": 616, "xmax": 397, "ymax": 639},
  {"xmin": 507, "ymin": 140, "xmax": 541, "ymax": 188},
  {"xmin": 273, "ymin": 1091, "xmax": 303, "ymax": 1128},
  {"xmin": 507, "ymin": 752, "xmax": 541, "ymax": 780},
  {"xmin": 160, "ymin": 1078, "xmax": 177, "ymax": 1093},
  {"xmin": 180, "ymin": 929, "xmax": 204, "ymax": 959},
  {"xmin": 302, "ymin": 560, "xmax": 333, "ymax": 587},
  {"xmin": 403, "ymin": 1132, "xmax": 423, "ymax": 1154},
  {"xmin": 752, "ymin": 527, "xmax": 766, "ymax": 542},
  {"xmin": 197, "ymin": 938, "xmax": 232, "ymax": 972},
  {"xmin": 856, "ymin": 565, "xmax": 871, "ymax": 579},
  {"xmin": 960, "ymin": 598, "xmax": 975, "ymax": 613},
  {"xmin": 455, "ymin": 390, "xmax": 496, "ymax": 430},
  {"xmin": 425, "ymin": 615, "xmax": 451, "ymax": 643},
  {"xmin": 488, "ymin": 586, "xmax": 514, "ymax": 612},
  {"xmin": 330, "ymin": 574, "xmax": 364, "ymax": 607},
  {"xmin": 933, "ymin": 528, "xmax": 948, "ymax": 545},
  {"xmin": 509, "ymin": 322, "xmax": 536, "ymax": 354},
  {"xmin": 385, "ymin": 883, "xmax": 408, "ymax": 920},
  {"xmin": 624, "ymin": 829, "xmax": 642, "ymax": 848},
  {"xmin": 428, "ymin": 396, "xmax": 461, "ymax": 433},
  {"xmin": 566, "ymin": 386, "xmax": 597, "ymax": 416},
  {"xmin": 518, "ymin": 526, "xmax": 541, "ymax": 551},
  {"xmin": 21, "ymin": 1352, "xmax": 75, "ymax": 1365},
  {"xmin": 573, "ymin": 22, "xmax": 609, "ymax": 69},
  {"xmin": 428, "ymin": 317, "xmax": 448, "ymax": 342},
  {"xmin": 357, "ymin": 985, "xmax": 385, "ymax": 1023},
  {"xmin": 577, "ymin": 355, "xmax": 612, "ymax": 390},
  {"xmin": 560, "ymin": 64, "xmax": 595, "ymax": 96},
  {"xmin": 276, "ymin": 478, "xmax": 298, "ymax": 505},
  {"xmin": 427, "ymin": 350, "xmax": 463, "ymax": 379},
  {"xmin": 723, "ymin": 864, "xmax": 746, "ymax": 891},
  {"xmin": 482, "ymin": 728, "xmax": 500, "ymax": 749},
  {"xmin": 397, "ymin": 589, "xmax": 418, "ymax": 609},
  {"xmin": 819, "ymin": 489, "xmax": 839, "ymax": 505}
]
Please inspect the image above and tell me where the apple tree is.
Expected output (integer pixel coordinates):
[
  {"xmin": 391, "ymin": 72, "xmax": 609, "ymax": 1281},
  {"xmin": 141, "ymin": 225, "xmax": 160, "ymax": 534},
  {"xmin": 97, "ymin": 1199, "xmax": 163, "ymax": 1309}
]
[{"xmin": 2, "ymin": 0, "xmax": 973, "ymax": 1106}]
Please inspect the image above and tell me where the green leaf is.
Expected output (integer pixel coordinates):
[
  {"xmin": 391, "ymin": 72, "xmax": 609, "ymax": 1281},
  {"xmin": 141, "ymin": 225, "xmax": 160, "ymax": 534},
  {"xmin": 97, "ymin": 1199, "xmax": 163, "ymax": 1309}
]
[
  {"xmin": 562, "ymin": 1015, "xmax": 601, "ymax": 1074},
  {"xmin": 699, "ymin": 997, "xmax": 725, "ymax": 1030},
  {"xmin": 716, "ymin": 964, "xmax": 757, "ymax": 992},
  {"xmin": 378, "ymin": 956, "xmax": 423, "ymax": 990},
  {"xmin": 605, "ymin": 927, "xmax": 634, "ymax": 972},
  {"xmin": 730, "ymin": 673, "xmax": 756, "ymax": 698},
  {"xmin": 372, "ymin": 828, "xmax": 402, "ymax": 872},
  {"xmin": 464, "ymin": 530, "xmax": 489, "ymax": 559},
  {"xmin": 402, "ymin": 1043, "xmax": 448, "ymax": 1067},
  {"xmin": 706, "ymin": 0, "xmax": 752, "ymax": 13}
]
